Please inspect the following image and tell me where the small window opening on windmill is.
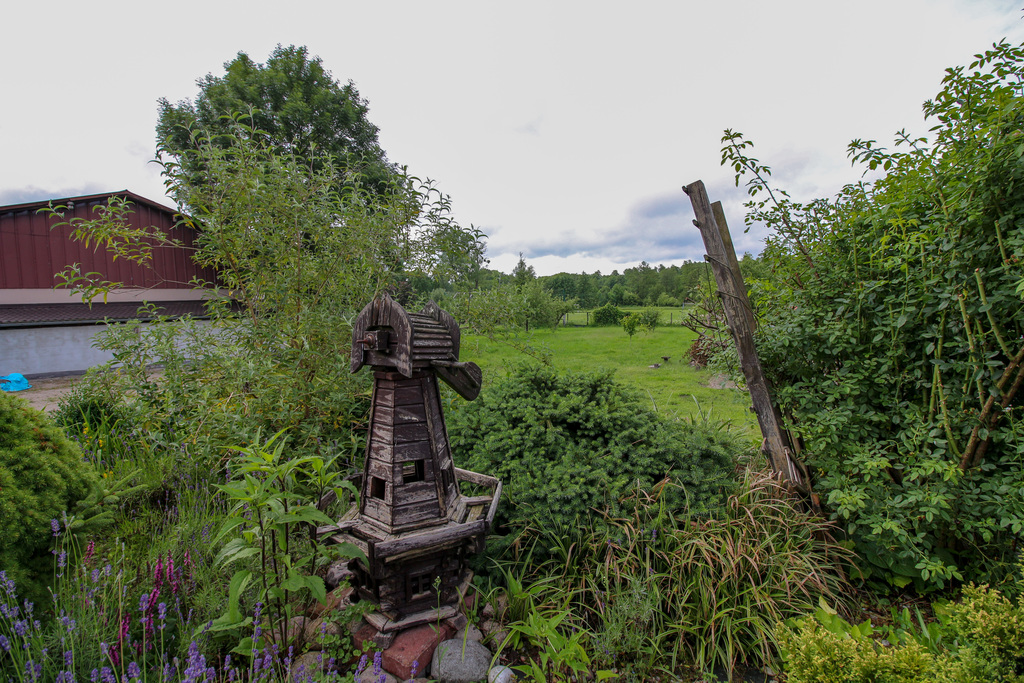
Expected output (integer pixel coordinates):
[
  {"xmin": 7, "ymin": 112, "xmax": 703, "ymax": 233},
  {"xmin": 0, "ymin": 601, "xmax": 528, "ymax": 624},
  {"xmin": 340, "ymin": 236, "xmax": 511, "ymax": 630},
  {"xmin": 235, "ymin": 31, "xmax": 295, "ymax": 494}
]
[
  {"xmin": 401, "ymin": 460, "xmax": 425, "ymax": 484},
  {"xmin": 370, "ymin": 476, "xmax": 386, "ymax": 500},
  {"xmin": 407, "ymin": 571, "xmax": 437, "ymax": 601}
]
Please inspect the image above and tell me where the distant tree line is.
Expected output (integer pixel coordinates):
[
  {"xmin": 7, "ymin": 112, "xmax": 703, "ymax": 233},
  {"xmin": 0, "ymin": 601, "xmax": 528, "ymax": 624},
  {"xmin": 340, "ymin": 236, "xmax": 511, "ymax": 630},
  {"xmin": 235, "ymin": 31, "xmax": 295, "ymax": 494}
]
[{"xmin": 406, "ymin": 252, "xmax": 771, "ymax": 310}]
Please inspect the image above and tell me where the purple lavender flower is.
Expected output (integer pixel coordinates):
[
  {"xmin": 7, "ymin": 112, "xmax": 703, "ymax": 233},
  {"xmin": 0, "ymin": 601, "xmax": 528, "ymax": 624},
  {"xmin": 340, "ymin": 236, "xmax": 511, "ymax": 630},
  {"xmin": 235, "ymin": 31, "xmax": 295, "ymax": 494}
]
[
  {"xmin": 373, "ymin": 650, "xmax": 382, "ymax": 676},
  {"xmin": 182, "ymin": 641, "xmax": 207, "ymax": 683},
  {"xmin": 355, "ymin": 654, "xmax": 368, "ymax": 675},
  {"xmin": 411, "ymin": 659, "xmax": 419, "ymax": 677},
  {"xmin": 64, "ymin": 650, "xmax": 74, "ymax": 669},
  {"xmin": 91, "ymin": 569, "xmax": 100, "ymax": 583},
  {"xmin": 100, "ymin": 666, "xmax": 115, "ymax": 683},
  {"xmin": 51, "ymin": 519, "xmax": 61, "ymax": 536},
  {"xmin": 0, "ymin": 570, "xmax": 16, "ymax": 597},
  {"xmin": 61, "ymin": 614, "xmax": 77, "ymax": 633},
  {"xmin": 100, "ymin": 642, "xmax": 109, "ymax": 657},
  {"xmin": 158, "ymin": 602, "xmax": 168, "ymax": 621},
  {"xmin": 0, "ymin": 635, "xmax": 9, "ymax": 652},
  {"xmin": 90, "ymin": 669, "xmax": 99, "ymax": 683},
  {"xmin": 127, "ymin": 661, "xmax": 141, "ymax": 680},
  {"xmin": 14, "ymin": 619, "xmax": 28, "ymax": 637}
]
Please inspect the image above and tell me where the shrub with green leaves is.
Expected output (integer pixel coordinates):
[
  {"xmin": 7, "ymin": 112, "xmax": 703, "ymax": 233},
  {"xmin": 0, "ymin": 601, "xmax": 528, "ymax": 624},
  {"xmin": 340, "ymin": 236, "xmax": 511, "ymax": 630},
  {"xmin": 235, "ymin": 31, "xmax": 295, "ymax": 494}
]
[
  {"xmin": 590, "ymin": 303, "xmax": 625, "ymax": 326},
  {"xmin": 448, "ymin": 364, "xmax": 737, "ymax": 540},
  {"xmin": 724, "ymin": 41, "xmax": 1024, "ymax": 590},
  {"xmin": 0, "ymin": 392, "xmax": 96, "ymax": 602},
  {"xmin": 778, "ymin": 584, "xmax": 1024, "ymax": 683}
]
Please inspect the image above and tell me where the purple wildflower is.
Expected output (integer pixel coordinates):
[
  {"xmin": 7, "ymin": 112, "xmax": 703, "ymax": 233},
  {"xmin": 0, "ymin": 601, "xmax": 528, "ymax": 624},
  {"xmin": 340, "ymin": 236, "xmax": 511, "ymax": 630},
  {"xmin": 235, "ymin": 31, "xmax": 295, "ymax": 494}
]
[
  {"xmin": 51, "ymin": 519, "xmax": 61, "ymax": 536},
  {"xmin": 14, "ymin": 619, "xmax": 28, "ymax": 637},
  {"xmin": 182, "ymin": 641, "xmax": 207, "ymax": 683},
  {"xmin": 356, "ymin": 654, "xmax": 368, "ymax": 675},
  {"xmin": 373, "ymin": 650, "xmax": 382, "ymax": 676},
  {"xmin": 100, "ymin": 667, "xmax": 115, "ymax": 683},
  {"xmin": 158, "ymin": 602, "xmax": 168, "ymax": 621},
  {"xmin": 127, "ymin": 661, "xmax": 141, "ymax": 680},
  {"xmin": 64, "ymin": 650, "xmax": 74, "ymax": 669},
  {"xmin": 0, "ymin": 635, "xmax": 9, "ymax": 652}
]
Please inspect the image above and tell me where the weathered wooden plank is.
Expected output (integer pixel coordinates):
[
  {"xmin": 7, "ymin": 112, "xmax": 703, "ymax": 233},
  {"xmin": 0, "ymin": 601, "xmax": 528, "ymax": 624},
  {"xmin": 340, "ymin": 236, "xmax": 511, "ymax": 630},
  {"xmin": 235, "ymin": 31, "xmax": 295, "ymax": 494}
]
[
  {"xmin": 432, "ymin": 361, "xmax": 482, "ymax": 401},
  {"xmin": 485, "ymin": 480, "xmax": 502, "ymax": 528},
  {"xmin": 683, "ymin": 181, "xmax": 804, "ymax": 490},
  {"xmin": 454, "ymin": 467, "xmax": 498, "ymax": 487},
  {"xmin": 394, "ymin": 404, "xmax": 426, "ymax": 424},
  {"xmin": 394, "ymin": 384, "xmax": 424, "ymax": 406},
  {"xmin": 367, "ymin": 605, "xmax": 458, "ymax": 633},
  {"xmin": 394, "ymin": 498, "xmax": 445, "ymax": 526},
  {"xmin": 394, "ymin": 422, "xmax": 430, "ymax": 443},
  {"xmin": 375, "ymin": 520, "xmax": 485, "ymax": 558},
  {"xmin": 392, "ymin": 480, "xmax": 437, "ymax": 500},
  {"xmin": 370, "ymin": 422, "xmax": 394, "ymax": 444},
  {"xmin": 394, "ymin": 440, "xmax": 432, "ymax": 460},
  {"xmin": 373, "ymin": 387, "xmax": 395, "ymax": 408},
  {"xmin": 363, "ymin": 495, "xmax": 394, "ymax": 525}
]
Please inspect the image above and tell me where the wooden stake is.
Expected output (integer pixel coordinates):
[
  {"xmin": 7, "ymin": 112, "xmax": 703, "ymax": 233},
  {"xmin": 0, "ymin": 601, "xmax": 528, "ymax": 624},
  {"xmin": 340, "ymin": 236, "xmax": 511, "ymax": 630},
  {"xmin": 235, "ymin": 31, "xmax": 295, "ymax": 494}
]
[{"xmin": 683, "ymin": 180, "xmax": 805, "ymax": 490}]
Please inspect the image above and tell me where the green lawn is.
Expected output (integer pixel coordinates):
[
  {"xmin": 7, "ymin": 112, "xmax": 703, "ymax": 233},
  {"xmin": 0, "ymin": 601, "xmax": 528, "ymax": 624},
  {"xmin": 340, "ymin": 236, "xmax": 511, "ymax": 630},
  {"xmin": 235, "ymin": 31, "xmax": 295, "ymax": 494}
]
[{"xmin": 461, "ymin": 315, "xmax": 761, "ymax": 442}]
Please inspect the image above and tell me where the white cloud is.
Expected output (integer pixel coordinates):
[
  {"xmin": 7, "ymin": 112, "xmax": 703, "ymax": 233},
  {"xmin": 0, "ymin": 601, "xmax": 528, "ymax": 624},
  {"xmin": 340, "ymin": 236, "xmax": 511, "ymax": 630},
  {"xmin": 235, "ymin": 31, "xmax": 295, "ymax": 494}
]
[{"xmin": 3, "ymin": 0, "xmax": 1022, "ymax": 275}]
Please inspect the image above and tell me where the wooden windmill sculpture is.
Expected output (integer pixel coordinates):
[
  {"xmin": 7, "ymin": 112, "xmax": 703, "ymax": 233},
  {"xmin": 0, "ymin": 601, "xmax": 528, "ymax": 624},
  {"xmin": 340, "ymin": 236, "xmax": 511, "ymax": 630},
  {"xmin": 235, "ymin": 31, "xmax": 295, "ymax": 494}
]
[{"xmin": 323, "ymin": 294, "xmax": 502, "ymax": 636}]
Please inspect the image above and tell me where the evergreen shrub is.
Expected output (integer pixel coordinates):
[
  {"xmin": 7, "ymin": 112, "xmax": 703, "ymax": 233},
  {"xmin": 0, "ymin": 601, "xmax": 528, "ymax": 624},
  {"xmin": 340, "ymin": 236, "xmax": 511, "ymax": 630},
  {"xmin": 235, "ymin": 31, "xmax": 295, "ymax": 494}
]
[
  {"xmin": 448, "ymin": 364, "xmax": 738, "ymax": 540},
  {"xmin": 0, "ymin": 392, "xmax": 96, "ymax": 602},
  {"xmin": 590, "ymin": 303, "xmax": 625, "ymax": 326}
]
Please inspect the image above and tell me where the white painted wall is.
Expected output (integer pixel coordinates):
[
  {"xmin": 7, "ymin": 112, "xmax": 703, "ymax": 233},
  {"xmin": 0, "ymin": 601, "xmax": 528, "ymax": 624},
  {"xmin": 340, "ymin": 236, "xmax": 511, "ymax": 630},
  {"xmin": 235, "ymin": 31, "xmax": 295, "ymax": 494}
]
[{"xmin": 1, "ymin": 325, "xmax": 115, "ymax": 376}]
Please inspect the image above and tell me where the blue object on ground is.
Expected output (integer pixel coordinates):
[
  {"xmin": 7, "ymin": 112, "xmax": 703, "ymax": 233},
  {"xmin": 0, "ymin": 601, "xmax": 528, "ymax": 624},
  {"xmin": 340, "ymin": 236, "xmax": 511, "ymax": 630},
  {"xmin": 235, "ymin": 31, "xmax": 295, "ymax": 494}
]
[{"xmin": 1, "ymin": 373, "xmax": 32, "ymax": 392}]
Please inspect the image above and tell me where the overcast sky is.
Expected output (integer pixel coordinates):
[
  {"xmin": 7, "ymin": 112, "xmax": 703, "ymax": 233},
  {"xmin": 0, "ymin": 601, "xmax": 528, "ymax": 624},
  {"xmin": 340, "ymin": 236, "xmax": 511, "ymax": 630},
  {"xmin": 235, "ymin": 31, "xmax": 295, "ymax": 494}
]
[{"xmin": 3, "ymin": 1, "xmax": 1023, "ymax": 276}]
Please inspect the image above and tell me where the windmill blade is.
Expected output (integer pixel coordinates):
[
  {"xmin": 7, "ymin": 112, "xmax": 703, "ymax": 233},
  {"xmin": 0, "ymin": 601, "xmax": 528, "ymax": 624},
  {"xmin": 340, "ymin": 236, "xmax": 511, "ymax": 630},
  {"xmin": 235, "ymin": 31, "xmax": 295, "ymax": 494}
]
[{"xmin": 431, "ymin": 360, "xmax": 482, "ymax": 401}]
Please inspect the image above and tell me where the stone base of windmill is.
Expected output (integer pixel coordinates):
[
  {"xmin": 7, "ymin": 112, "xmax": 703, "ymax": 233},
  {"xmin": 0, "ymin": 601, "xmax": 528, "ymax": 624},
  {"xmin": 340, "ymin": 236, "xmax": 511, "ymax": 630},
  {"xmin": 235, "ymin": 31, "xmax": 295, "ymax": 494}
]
[{"xmin": 348, "ymin": 581, "xmax": 505, "ymax": 682}]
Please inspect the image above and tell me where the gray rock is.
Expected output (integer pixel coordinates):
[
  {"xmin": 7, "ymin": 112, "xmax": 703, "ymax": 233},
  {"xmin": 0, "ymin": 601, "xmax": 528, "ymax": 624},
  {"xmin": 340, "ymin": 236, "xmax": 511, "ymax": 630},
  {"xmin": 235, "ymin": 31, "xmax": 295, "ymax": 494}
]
[
  {"xmin": 302, "ymin": 618, "xmax": 341, "ymax": 651},
  {"xmin": 455, "ymin": 623, "xmax": 484, "ymax": 643},
  {"xmin": 356, "ymin": 668, "xmax": 397, "ymax": 683},
  {"xmin": 488, "ymin": 664, "xmax": 518, "ymax": 683},
  {"xmin": 432, "ymin": 638, "xmax": 492, "ymax": 683},
  {"xmin": 290, "ymin": 651, "xmax": 331, "ymax": 677}
]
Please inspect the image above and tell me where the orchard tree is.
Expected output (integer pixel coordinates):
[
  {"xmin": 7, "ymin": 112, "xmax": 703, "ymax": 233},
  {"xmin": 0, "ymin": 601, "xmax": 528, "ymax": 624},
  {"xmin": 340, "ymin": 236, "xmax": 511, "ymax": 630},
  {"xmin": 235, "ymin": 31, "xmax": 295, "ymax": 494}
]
[{"xmin": 157, "ymin": 44, "xmax": 398, "ymax": 197}]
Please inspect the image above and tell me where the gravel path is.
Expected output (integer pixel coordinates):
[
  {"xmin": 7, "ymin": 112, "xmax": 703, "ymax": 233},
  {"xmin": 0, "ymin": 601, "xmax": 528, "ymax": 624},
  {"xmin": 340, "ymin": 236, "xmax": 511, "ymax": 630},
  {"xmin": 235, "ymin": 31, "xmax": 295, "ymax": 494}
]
[{"xmin": 7, "ymin": 375, "xmax": 81, "ymax": 412}]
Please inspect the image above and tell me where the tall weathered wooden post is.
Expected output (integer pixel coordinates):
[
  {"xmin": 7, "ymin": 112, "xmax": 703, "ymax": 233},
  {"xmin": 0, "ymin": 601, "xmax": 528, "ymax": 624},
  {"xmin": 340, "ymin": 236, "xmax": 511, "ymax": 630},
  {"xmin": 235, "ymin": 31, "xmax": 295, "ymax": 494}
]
[
  {"xmin": 321, "ymin": 294, "xmax": 502, "ymax": 638},
  {"xmin": 683, "ymin": 181, "xmax": 807, "ymax": 492}
]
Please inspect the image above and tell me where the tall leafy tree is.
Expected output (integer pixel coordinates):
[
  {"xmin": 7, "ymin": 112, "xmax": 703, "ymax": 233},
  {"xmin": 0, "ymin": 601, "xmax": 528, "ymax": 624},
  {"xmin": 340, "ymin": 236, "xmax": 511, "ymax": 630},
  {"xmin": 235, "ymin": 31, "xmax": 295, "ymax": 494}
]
[{"xmin": 157, "ymin": 44, "xmax": 398, "ymax": 197}]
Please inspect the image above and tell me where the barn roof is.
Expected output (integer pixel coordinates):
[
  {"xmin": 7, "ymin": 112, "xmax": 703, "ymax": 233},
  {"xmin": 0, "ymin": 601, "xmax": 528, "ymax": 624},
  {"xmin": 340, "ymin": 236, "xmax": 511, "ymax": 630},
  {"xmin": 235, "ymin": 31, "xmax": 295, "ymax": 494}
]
[{"xmin": 0, "ymin": 190, "xmax": 178, "ymax": 216}]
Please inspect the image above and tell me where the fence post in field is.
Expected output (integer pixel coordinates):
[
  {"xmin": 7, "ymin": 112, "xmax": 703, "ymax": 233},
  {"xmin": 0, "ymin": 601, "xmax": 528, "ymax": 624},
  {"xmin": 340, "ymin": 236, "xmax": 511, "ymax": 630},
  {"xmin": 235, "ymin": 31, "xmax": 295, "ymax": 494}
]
[{"xmin": 683, "ymin": 180, "xmax": 807, "ymax": 493}]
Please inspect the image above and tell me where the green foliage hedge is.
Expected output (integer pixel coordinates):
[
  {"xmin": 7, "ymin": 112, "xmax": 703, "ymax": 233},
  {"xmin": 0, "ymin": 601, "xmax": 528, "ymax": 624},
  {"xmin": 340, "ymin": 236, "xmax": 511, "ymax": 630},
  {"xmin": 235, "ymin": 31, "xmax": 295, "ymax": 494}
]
[
  {"xmin": 448, "ymin": 364, "xmax": 738, "ymax": 539},
  {"xmin": 0, "ymin": 392, "xmax": 96, "ymax": 602},
  {"xmin": 590, "ymin": 303, "xmax": 625, "ymax": 326},
  {"xmin": 725, "ymin": 42, "xmax": 1024, "ymax": 590}
]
